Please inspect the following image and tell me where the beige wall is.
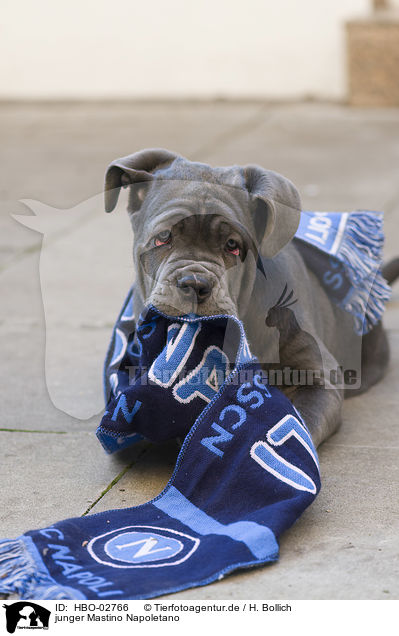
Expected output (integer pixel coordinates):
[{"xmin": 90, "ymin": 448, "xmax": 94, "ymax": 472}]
[{"xmin": 1, "ymin": 0, "xmax": 370, "ymax": 99}]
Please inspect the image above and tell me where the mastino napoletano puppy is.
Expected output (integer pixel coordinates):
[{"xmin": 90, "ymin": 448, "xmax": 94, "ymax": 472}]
[{"xmin": 104, "ymin": 148, "xmax": 397, "ymax": 447}]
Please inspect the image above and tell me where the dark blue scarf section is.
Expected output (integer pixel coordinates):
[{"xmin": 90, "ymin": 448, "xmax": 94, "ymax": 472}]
[{"xmin": 0, "ymin": 307, "xmax": 320, "ymax": 600}]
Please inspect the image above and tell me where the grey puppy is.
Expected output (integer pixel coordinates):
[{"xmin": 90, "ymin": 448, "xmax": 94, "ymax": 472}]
[{"xmin": 104, "ymin": 148, "xmax": 396, "ymax": 447}]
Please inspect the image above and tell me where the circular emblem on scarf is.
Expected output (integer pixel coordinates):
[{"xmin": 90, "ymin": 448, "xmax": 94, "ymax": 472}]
[{"xmin": 87, "ymin": 525, "xmax": 200, "ymax": 568}]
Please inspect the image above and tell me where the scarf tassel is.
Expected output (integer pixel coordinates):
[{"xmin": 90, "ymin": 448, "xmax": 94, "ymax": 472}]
[
  {"xmin": 338, "ymin": 212, "xmax": 386, "ymax": 285},
  {"xmin": 339, "ymin": 212, "xmax": 391, "ymax": 334},
  {"xmin": 342, "ymin": 270, "xmax": 392, "ymax": 335},
  {"xmin": 0, "ymin": 538, "xmax": 82, "ymax": 600}
]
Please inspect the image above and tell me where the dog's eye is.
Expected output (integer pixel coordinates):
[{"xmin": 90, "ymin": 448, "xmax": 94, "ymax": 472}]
[
  {"xmin": 154, "ymin": 230, "xmax": 172, "ymax": 247},
  {"xmin": 225, "ymin": 238, "xmax": 240, "ymax": 256}
]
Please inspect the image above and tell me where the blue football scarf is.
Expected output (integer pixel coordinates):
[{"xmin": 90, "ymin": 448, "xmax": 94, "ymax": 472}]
[
  {"xmin": 294, "ymin": 210, "xmax": 390, "ymax": 334},
  {"xmin": 0, "ymin": 303, "xmax": 320, "ymax": 600},
  {"xmin": 0, "ymin": 210, "xmax": 389, "ymax": 600}
]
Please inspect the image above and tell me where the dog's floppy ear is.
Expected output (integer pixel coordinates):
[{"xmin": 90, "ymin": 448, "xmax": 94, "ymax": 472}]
[
  {"xmin": 244, "ymin": 165, "xmax": 301, "ymax": 258},
  {"xmin": 104, "ymin": 148, "xmax": 179, "ymax": 213}
]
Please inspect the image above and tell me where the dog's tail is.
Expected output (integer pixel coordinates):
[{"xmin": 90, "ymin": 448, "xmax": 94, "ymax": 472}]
[{"xmin": 382, "ymin": 257, "xmax": 399, "ymax": 285}]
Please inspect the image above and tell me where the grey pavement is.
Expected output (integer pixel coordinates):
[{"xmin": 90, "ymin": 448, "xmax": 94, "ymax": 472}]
[{"xmin": 0, "ymin": 101, "xmax": 398, "ymax": 600}]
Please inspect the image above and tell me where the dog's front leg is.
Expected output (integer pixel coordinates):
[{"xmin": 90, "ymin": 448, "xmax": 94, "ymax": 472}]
[
  {"xmin": 263, "ymin": 302, "xmax": 345, "ymax": 447},
  {"xmin": 284, "ymin": 384, "xmax": 344, "ymax": 448}
]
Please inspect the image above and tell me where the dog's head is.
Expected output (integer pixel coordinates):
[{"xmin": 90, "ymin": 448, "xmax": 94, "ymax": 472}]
[{"xmin": 105, "ymin": 148, "xmax": 301, "ymax": 317}]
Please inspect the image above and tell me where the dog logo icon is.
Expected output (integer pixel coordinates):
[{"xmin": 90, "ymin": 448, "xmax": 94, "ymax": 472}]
[
  {"xmin": 13, "ymin": 194, "xmax": 133, "ymax": 420},
  {"xmin": 3, "ymin": 602, "xmax": 50, "ymax": 633}
]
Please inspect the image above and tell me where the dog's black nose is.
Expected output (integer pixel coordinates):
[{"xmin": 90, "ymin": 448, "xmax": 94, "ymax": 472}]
[{"xmin": 177, "ymin": 275, "xmax": 212, "ymax": 303}]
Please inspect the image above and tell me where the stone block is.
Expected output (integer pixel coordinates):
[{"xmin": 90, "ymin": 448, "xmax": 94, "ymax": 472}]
[{"xmin": 346, "ymin": 13, "xmax": 399, "ymax": 106}]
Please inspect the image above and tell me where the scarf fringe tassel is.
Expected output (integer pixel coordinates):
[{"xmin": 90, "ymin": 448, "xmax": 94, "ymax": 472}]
[
  {"xmin": 0, "ymin": 539, "xmax": 82, "ymax": 600},
  {"xmin": 336, "ymin": 212, "xmax": 391, "ymax": 335}
]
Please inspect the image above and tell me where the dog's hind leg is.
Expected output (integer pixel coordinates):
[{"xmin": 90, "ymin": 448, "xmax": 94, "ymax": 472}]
[
  {"xmin": 345, "ymin": 255, "xmax": 399, "ymax": 398},
  {"xmin": 357, "ymin": 256, "xmax": 399, "ymax": 389},
  {"xmin": 345, "ymin": 321, "xmax": 390, "ymax": 398},
  {"xmin": 382, "ymin": 257, "xmax": 399, "ymax": 285}
]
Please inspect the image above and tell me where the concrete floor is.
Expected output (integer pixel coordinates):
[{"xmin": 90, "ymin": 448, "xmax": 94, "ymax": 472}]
[{"xmin": 0, "ymin": 101, "xmax": 398, "ymax": 600}]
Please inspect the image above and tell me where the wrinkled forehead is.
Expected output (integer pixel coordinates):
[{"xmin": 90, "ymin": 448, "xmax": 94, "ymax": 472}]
[{"xmin": 132, "ymin": 178, "xmax": 253, "ymax": 237}]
